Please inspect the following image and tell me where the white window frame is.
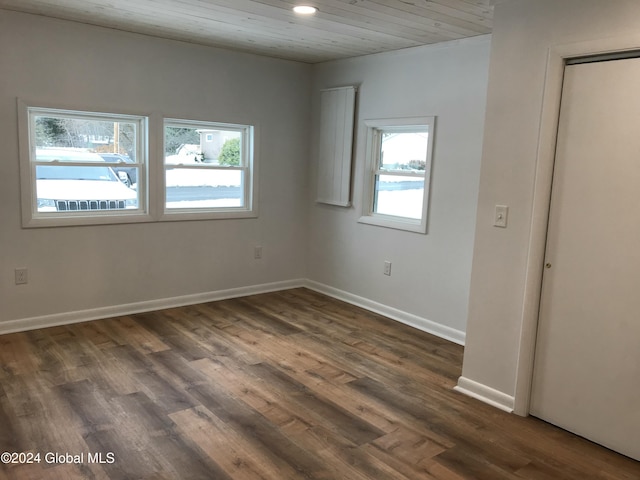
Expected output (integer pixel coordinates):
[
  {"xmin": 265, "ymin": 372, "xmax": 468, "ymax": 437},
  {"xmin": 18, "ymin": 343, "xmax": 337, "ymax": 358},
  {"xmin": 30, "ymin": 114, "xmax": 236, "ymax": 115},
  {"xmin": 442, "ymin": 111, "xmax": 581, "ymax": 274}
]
[
  {"xmin": 161, "ymin": 118, "xmax": 257, "ymax": 221},
  {"xmin": 358, "ymin": 116, "xmax": 435, "ymax": 234},
  {"xmin": 18, "ymin": 101, "xmax": 150, "ymax": 228},
  {"xmin": 18, "ymin": 101, "xmax": 260, "ymax": 227}
]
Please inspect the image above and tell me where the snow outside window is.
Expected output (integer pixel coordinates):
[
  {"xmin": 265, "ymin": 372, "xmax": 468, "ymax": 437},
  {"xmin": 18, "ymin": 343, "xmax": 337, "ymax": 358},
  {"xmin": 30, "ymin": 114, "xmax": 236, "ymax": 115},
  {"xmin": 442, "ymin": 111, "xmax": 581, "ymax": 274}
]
[
  {"xmin": 359, "ymin": 117, "xmax": 435, "ymax": 234},
  {"xmin": 162, "ymin": 119, "xmax": 256, "ymax": 220}
]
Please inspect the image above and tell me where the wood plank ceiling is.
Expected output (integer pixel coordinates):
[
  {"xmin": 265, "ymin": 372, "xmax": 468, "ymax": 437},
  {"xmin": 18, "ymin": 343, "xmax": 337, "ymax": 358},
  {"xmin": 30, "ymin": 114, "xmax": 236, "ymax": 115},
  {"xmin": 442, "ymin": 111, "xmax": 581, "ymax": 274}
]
[{"xmin": 0, "ymin": 0, "xmax": 493, "ymax": 63}]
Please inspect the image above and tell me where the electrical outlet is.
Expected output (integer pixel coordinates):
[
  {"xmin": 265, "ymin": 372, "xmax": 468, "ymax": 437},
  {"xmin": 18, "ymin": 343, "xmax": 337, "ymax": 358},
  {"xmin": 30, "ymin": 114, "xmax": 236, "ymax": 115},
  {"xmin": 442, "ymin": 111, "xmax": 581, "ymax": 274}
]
[
  {"xmin": 254, "ymin": 246, "xmax": 263, "ymax": 259},
  {"xmin": 383, "ymin": 261, "xmax": 392, "ymax": 276},
  {"xmin": 15, "ymin": 268, "xmax": 28, "ymax": 285}
]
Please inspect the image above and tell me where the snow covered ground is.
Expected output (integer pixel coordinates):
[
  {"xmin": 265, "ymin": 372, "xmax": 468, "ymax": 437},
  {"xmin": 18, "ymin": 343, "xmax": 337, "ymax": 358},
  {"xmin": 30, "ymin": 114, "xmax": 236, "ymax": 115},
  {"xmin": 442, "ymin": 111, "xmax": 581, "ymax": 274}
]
[
  {"xmin": 375, "ymin": 188, "xmax": 424, "ymax": 219},
  {"xmin": 165, "ymin": 198, "xmax": 242, "ymax": 209},
  {"xmin": 165, "ymin": 168, "xmax": 240, "ymax": 187},
  {"xmin": 164, "ymin": 152, "xmax": 423, "ymax": 217},
  {"xmin": 165, "ymin": 153, "xmax": 240, "ymax": 188}
]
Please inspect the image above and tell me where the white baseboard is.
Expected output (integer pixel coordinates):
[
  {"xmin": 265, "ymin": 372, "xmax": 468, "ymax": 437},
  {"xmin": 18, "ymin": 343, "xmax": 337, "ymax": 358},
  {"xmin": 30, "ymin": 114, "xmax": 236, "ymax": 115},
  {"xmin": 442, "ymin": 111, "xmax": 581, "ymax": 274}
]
[
  {"xmin": 0, "ymin": 279, "xmax": 305, "ymax": 336},
  {"xmin": 304, "ymin": 280, "xmax": 466, "ymax": 345},
  {"xmin": 2, "ymin": 279, "xmax": 466, "ymax": 350},
  {"xmin": 454, "ymin": 376, "xmax": 515, "ymax": 413}
]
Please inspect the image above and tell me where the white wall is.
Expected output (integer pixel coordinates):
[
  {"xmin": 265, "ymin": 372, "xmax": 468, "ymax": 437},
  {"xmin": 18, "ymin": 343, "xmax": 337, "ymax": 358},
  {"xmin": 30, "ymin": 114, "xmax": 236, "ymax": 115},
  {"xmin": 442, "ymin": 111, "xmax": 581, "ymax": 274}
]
[
  {"xmin": 307, "ymin": 37, "xmax": 491, "ymax": 343},
  {"xmin": 0, "ymin": 11, "xmax": 311, "ymax": 324},
  {"xmin": 460, "ymin": 0, "xmax": 640, "ymax": 412}
]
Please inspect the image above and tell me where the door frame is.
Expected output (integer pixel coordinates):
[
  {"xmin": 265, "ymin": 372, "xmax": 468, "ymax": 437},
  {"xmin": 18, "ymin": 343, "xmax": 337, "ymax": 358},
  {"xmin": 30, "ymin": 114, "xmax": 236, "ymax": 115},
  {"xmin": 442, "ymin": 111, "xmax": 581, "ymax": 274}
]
[{"xmin": 514, "ymin": 34, "xmax": 640, "ymax": 416}]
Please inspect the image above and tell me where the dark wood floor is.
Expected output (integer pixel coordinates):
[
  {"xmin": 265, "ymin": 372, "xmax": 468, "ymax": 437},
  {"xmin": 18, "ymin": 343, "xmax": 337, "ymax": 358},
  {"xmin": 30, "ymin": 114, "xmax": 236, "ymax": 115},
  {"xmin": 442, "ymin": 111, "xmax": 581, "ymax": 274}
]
[{"xmin": 0, "ymin": 288, "xmax": 638, "ymax": 479}]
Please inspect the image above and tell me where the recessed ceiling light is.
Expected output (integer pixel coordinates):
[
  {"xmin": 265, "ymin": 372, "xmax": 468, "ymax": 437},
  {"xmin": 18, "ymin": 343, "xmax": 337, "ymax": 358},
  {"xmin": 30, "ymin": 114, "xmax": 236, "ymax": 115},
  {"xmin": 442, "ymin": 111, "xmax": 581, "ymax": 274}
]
[{"xmin": 293, "ymin": 5, "xmax": 318, "ymax": 15}]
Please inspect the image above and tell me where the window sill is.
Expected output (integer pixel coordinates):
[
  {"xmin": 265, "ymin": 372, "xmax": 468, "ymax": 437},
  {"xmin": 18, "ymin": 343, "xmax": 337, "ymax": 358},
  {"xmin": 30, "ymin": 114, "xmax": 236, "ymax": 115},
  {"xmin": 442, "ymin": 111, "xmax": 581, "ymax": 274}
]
[
  {"xmin": 159, "ymin": 209, "xmax": 258, "ymax": 222},
  {"xmin": 358, "ymin": 214, "xmax": 427, "ymax": 234},
  {"xmin": 23, "ymin": 212, "xmax": 154, "ymax": 229}
]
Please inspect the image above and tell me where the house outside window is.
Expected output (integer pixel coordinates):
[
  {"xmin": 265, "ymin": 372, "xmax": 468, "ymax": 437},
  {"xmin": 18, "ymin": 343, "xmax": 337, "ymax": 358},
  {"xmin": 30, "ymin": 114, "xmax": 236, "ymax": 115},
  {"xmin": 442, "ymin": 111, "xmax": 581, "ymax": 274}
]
[{"xmin": 163, "ymin": 119, "xmax": 256, "ymax": 220}]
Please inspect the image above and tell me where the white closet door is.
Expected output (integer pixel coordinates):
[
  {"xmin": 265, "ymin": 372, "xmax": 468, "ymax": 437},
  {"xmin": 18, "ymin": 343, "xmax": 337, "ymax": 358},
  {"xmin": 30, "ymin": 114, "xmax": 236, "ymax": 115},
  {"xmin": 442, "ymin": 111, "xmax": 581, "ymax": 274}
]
[{"xmin": 531, "ymin": 58, "xmax": 640, "ymax": 461}]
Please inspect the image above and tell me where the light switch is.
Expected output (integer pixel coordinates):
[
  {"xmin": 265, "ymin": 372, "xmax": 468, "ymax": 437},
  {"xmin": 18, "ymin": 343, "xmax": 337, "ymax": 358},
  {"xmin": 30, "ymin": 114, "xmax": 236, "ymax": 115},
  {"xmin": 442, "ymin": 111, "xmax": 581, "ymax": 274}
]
[{"xmin": 494, "ymin": 205, "xmax": 508, "ymax": 228}]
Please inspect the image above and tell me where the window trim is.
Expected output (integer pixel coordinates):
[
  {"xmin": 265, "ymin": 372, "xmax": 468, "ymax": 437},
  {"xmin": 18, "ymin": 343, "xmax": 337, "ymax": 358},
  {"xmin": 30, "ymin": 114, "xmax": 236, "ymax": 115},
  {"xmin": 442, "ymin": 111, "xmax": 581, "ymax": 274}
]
[
  {"xmin": 18, "ymin": 100, "xmax": 152, "ymax": 228},
  {"xmin": 160, "ymin": 118, "xmax": 257, "ymax": 222},
  {"xmin": 358, "ymin": 116, "xmax": 435, "ymax": 234},
  {"xmin": 17, "ymin": 100, "xmax": 259, "ymax": 227}
]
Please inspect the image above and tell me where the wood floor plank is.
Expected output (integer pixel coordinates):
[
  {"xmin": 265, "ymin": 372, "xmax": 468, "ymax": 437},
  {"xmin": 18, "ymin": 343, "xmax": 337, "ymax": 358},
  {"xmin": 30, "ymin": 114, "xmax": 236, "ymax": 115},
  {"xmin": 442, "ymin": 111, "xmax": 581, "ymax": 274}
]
[
  {"xmin": 101, "ymin": 345, "xmax": 197, "ymax": 414},
  {"xmin": 348, "ymin": 376, "xmax": 533, "ymax": 471},
  {"xmin": 185, "ymin": 372, "xmax": 331, "ymax": 478},
  {"xmin": 0, "ymin": 334, "xmax": 40, "ymax": 377},
  {"xmin": 171, "ymin": 405, "xmax": 292, "ymax": 480},
  {"xmin": 250, "ymin": 362, "xmax": 386, "ymax": 447},
  {"xmin": 156, "ymin": 305, "xmax": 263, "ymax": 365},
  {"xmin": 361, "ymin": 442, "xmax": 444, "ymax": 480},
  {"xmin": 190, "ymin": 360, "xmax": 414, "ymax": 480},
  {"xmin": 284, "ymin": 371, "xmax": 399, "ymax": 434},
  {"xmin": 190, "ymin": 357, "xmax": 316, "ymax": 436},
  {"xmin": 219, "ymin": 298, "xmax": 305, "ymax": 336},
  {"xmin": 0, "ymin": 384, "xmax": 22, "ymax": 452},
  {"xmin": 99, "ymin": 315, "xmax": 170, "ymax": 354},
  {"xmin": 372, "ymin": 426, "xmax": 448, "ymax": 465},
  {"xmin": 2, "ymin": 461, "xmax": 110, "ymax": 480},
  {"xmin": 184, "ymin": 382, "xmax": 335, "ymax": 479},
  {"xmin": 0, "ymin": 288, "xmax": 638, "ymax": 479},
  {"xmin": 296, "ymin": 425, "xmax": 418, "ymax": 480}
]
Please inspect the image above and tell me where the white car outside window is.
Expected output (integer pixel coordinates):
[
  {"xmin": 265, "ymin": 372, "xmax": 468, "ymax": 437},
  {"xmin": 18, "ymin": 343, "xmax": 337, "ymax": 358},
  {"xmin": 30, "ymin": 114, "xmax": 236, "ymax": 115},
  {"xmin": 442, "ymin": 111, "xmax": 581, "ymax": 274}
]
[{"xmin": 35, "ymin": 149, "xmax": 138, "ymax": 212}]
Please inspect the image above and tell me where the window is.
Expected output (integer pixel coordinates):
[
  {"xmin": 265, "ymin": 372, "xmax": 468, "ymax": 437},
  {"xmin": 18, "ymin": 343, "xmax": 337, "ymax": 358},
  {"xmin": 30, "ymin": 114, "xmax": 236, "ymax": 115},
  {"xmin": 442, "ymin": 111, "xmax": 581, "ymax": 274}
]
[
  {"xmin": 18, "ymin": 102, "xmax": 258, "ymax": 227},
  {"xmin": 163, "ymin": 119, "xmax": 256, "ymax": 219},
  {"xmin": 359, "ymin": 117, "xmax": 435, "ymax": 233},
  {"xmin": 19, "ymin": 104, "xmax": 148, "ymax": 227}
]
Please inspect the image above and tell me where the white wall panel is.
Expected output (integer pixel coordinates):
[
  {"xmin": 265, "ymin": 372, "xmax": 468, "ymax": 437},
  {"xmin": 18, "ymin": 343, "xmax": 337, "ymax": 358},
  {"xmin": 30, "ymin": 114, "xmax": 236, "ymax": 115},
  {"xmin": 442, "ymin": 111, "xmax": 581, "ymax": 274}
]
[{"xmin": 316, "ymin": 86, "xmax": 356, "ymax": 207}]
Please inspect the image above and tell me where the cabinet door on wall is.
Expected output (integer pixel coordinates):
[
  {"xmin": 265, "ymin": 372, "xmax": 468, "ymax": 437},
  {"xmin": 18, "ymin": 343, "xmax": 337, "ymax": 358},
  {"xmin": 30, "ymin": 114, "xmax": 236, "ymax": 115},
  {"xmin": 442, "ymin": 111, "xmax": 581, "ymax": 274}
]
[{"xmin": 316, "ymin": 86, "xmax": 356, "ymax": 207}]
